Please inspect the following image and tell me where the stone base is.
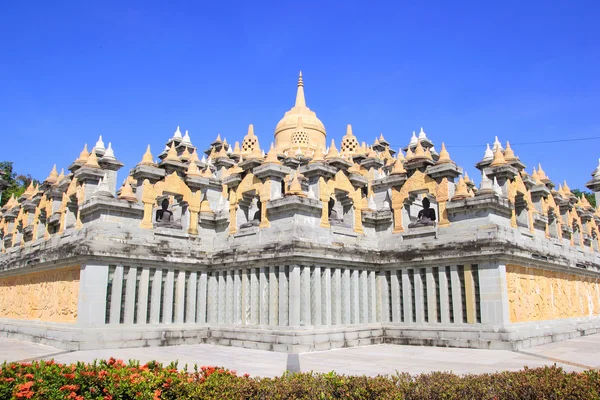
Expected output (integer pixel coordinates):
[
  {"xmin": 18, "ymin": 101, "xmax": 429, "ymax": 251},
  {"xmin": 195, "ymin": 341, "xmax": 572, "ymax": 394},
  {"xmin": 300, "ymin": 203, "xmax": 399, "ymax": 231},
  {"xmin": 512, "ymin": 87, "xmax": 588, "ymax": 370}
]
[{"xmin": 2, "ymin": 317, "xmax": 600, "ymax": 353}]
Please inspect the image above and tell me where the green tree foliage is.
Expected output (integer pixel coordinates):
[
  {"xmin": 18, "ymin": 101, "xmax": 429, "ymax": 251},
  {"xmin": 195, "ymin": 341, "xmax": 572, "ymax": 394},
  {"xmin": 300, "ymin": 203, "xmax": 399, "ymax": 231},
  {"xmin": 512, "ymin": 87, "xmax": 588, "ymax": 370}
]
[
  {"xmin": 572, "ymin": 188, "xmax": 597, "ymax": 208},
  {"xmin": 0, "ymin": 161, "xmax": 39, "ymax": 206}
]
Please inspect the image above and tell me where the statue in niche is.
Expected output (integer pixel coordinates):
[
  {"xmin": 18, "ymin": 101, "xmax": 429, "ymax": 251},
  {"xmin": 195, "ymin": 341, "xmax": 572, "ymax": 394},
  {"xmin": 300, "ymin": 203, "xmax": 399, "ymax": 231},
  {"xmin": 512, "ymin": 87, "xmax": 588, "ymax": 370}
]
[
  {"xmin": 240, "ymin": 199, "xmax": 261, "ymax": 229},
  {"xmin": 154, "ymin": 198, "xmax": 182, "ymax": 229},
  {"xmin": 408, "ymin": 197, "xmax": 436, "ymax": 228},
  {"xmin": 328, "ymin": 197, "xmax": 343, "ymax": 226}
]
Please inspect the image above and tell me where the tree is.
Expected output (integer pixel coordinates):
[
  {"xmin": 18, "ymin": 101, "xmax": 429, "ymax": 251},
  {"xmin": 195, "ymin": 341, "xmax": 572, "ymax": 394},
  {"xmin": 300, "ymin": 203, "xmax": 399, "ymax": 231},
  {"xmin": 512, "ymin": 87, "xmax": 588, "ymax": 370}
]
[
  {"xmin": 572, "ymin": 188, "xmax": 597, "ymax": 208},
  {"xmin": 0, "ymin": 161, "xmax": 39, "ymax": 206}
]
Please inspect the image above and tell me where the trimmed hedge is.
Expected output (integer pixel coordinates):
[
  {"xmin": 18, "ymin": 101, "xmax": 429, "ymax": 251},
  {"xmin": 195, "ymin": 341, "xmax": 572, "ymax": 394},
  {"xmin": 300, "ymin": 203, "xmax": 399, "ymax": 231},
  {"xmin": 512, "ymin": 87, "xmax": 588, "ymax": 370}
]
[{"xmin": 0, "ymin": 358, "xmax": 598, "ymax": 399}]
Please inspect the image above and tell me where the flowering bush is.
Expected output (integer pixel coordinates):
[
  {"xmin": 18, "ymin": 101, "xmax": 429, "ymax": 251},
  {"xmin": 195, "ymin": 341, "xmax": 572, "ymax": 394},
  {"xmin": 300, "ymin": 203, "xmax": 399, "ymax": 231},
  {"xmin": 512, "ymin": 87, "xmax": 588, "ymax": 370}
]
[{"xmin": 0, "ymin": 359, "xmax": 598, "ymax": 399}]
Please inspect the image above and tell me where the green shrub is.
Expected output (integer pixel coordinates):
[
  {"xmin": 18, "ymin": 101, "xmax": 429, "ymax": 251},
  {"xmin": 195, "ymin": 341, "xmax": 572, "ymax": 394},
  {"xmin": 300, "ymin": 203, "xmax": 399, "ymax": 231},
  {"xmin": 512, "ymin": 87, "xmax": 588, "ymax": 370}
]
[{"xmin": 0, "ymin": 358, "xmax": 598, "ymax": 399}]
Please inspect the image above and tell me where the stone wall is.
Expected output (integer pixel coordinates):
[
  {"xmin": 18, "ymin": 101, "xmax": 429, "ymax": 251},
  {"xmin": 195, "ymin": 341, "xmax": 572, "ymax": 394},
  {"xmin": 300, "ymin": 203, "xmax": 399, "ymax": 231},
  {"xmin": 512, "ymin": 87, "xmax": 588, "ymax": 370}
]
[
  {"xmin": 0, "ymin": 266, "xmax": 80, "ymax": 323},
  {"xmin": 507, "ymin": 264, "xmax": 600, "ymax": 323}
]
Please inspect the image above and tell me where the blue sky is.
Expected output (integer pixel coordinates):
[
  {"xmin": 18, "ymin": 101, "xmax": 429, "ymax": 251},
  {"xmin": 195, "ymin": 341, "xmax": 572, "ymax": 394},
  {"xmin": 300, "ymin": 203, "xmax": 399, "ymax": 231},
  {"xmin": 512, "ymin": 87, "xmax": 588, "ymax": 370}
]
[{"xmin": 1, "ymin": 1, "xmax": 599, "ymax": 190}]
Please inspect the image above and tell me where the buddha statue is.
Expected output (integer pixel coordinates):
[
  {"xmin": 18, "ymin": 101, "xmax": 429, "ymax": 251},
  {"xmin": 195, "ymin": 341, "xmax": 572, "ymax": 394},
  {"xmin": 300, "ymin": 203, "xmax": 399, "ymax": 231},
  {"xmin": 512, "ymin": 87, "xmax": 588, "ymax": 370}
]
[
  {"xmin": 240, "ymin": 199, "xmax": 262, "ymax": 229},
  {"xmin": 154, "ymin": 198, "xmax": 182, "ymax": 229},
  {"xmin": 408, "ymin": 197, "xmax": 436, "ymax": 228},
  {"xmin": 328, "ymin": 198, "xmax": 343, "ymax": 226}
]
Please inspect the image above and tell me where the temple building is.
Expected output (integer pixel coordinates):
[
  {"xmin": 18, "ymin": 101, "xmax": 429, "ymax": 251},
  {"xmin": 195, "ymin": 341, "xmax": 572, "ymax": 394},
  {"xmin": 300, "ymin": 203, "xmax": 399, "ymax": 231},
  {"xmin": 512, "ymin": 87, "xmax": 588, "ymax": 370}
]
[{"xmin": 1, "ymin": 73, "xmax": 600, "ymax": 353}]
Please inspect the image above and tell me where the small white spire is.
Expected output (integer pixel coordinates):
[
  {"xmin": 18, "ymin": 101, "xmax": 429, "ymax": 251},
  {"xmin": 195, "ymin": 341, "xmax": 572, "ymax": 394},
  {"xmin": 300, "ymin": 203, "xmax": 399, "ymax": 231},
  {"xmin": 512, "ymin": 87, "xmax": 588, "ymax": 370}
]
[
  {"xmin": 483, "ymin": 143, "xmax": 493, "ymax": 161},
  {"xmin": 493, "ymin": 177, "xmax": 503, "ymax": 196},
  {"xmin": 95, "ymin": 135, "xmax": 105, "ymax": 150},
  {"xmin": 409, "ymin": 131, "xmax": 418, "ymax": 146},
  {"xmin": 201, "ymin": 155, "xmax": 206, "ymax": 163},
  {"xmin": 103, "ymin": 142, "xmax": 115, "ymax": 160},
  {"xmin": 368, "ymin": 194, "xmax": 377, "ymax": 210},
  {"xmin": 216, "ymin": 195, "xmax": 224, "ymax": 212},
  {"xmin": 226, "ymin": 145, "xmax": 232, "ymax": 155},
  {"xmin": 93, "ymin": 173, "xmax": 112, "ymax": 198},
  {"xmin": 479, "ymin": 173, "xmax": 493, "ymax": 193},
  {"xmin": 430, "ymin": 146, "xmax": 438, "ymax": 156},
  {"xmin": 492, "ymin": 136, "xmax": 503, "ymax": 152},
  {"xmin": 308, "ymin": 186, "xmax": 317, "ymax": 199},
  {"xmin": 418, "ymin": 127, "xmax": 427, "ymax": 140},
  {"xmin": 182, "ymin": 130, "xmax": 192, "ymax": 145},
  {"xmin": 262, "ymin": 149, "xmax": 266, "ymax": 157},
  {"xmin": 173, "ymin": 126, "xmax": 182, "ymax": 140},
  {"xmin": 594, "ymin": 158, "xmax": 600, "ymax": 178}
]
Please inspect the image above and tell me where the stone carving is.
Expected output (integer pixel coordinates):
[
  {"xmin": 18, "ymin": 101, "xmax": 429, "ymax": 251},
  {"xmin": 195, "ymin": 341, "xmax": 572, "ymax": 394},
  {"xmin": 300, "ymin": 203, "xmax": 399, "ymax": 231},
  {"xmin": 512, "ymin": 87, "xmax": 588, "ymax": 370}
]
[
  {"xmin": 408, "ymin": 197, "xmax": 436, "ymax": 228},
  {"xmin": 155, "ymin": 198, "xmax": 182, "ymax": 229},
  {"xmin": 0, "ymin": 266, "xmax": 80, "ymax": 323},
  {"xmin": 391, "ymin": 169, "xmax": 438, "ymax": 233},
  {"xmin": 506, "ymin": 264, "xmax": 600, "ymax": 323}
]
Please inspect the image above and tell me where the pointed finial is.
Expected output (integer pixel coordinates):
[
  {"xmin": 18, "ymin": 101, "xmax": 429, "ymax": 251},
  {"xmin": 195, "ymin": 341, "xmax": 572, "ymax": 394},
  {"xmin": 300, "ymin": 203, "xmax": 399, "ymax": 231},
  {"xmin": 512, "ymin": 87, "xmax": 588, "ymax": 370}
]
[
  {"xmin": 103, "ymin": 142, "xmax": 115, "ymax": 160},
  {"xmin": 139, "ymin": 145, "xmax": 154, "ymax": 166},
  {"xmin": 482, "ymin": 143, "xmax": 493, "ymax": 162},
  {"xmin": 76, "ymin": 144, "xmax": 89, "ymax": 163},
  {"xmin": 492, "ymin": 136, "xmax": 503, "ymax": 152},
  {"xmin": 201, "ymin": 166, "xmax": 214, "ymax": 178},
  {"xmin": 118, "ymin": 179, "xmax": 137, "ymax": 202},
  {"xmin": 531, "ymin": 167, "xmax": 542, "ymax": 184},
  {"xmin": 295, "ymin": 71, "xmax": 306, "ymax": 108},
  {"xmin": 325, "ymin": 139, "xmax": 340, "ymax": 159},
  {"xmin": 452, "ymin": 176, "xmax": 470, "ymax": 200},
  {"xmin": 390, "ymin": 157, "xmax": 407, "ymax": 175},
  {"xmin": 264, "ymin": 143, "xmax": 281, "ymax": 164},
  {"xmin": 490, "ymin": 147, "xmax": 507, "ymax": 167},
  {"xmin": 563, "ymin": 180, "xmax": 571, "ymax": 195},
  {"xmin": 409, "ymin": 131, "xmax": 418, "ymax": 146},
  {"xmin": 288, "ymin": 172, "xmax": 306, "ymax": 197},
  {"xmin": 45, "ymin": 165, "xmax": 59, "ymax": 184},
  {"xmin": 215, "ymin": 133, "xmax": 222, "ymax": 142},
  {"xmin": 84, "ymin": 149, "xmax": 101, "ymax": 168},
  {"xmin": 504, "ymin": 141, "xmax": 517, "ymax": 161},
  {"xmin": 345, "ymin": 124, "xmax": 354, "ymax": 137},
  {"xmin": 436, "ymin": 143, "xmax": 453, "ymax": 164},
  {"xmin": 186, "ymin": 159, "xmax": 202, "ymax": 177},
  {"xmin": 379, "ymin": 133, "xmax": 385, "ymax": 142},
  {"xmin": 310, "ymin": 146, "xmax": 325, "ymax": 163},
  {"xmin": 57, "ymin": 168, "xmax": 65, "ymax": 182},
  {"xmin": 233, "ymin": 141, "xmax": 241, "ymax": 155},
  {"xmin": 537, "ymin": 163, "xmax": 547, "ymax": 180},
  {"xmin": 182, "ymin": 130, "xmax": 192, "ymax": 145},
  {"xmin": 165, "ymin": 142, "xmax": 179, "ymax": 162},
  {"xmin": 418, "ymin": 127, "xmax": 427, "ymax": 140},
  {"xmin": 477, "ymin": 173, "xmax": 494, "ymax": 195},
  {"xmin": 173, "ymin": 126, "xmax": 183, "ymax": 140},
  {"xmin": 95, "ymin": 135, "xmax": 105, "ymax": 151},
  {"xmin": 413, "ymin": 141, "xmax": 426, "ymax": 158},
  {"xmin": 397, "ymin": 148, "xmax": 405, "ymax": 162}
]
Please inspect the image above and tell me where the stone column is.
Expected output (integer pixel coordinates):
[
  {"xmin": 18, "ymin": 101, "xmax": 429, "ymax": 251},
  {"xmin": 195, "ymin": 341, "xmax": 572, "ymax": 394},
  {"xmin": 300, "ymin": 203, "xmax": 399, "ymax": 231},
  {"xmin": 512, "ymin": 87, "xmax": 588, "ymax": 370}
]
[
  {"xmin": 464, "ymin": 265, "xmax": 476, "ymax": 324},
  {"xmin": 197, "ymin": 271, "xmax": 207, "ymax": 324},
  {"xmin": 438, "ymin": 267, "xmax": 450, "ymax": 324},
  {"xmin": 333, "ymin": 268, "xmax": 342, "ymax": 325},
  {"xmin": 150, "ymin": 269, "xmax": 162, "ymax": 324},
  {"xmin": 186, "ymin": 271, "xmax": 198, "ymax": 323},
  {"xmin": 163, "ymin": 269, "xmax": 175, "ymax": 324},
  {"xmin": 260, "ymin": 267, "xmax": 269, "ymax": 325},
  {"xmin": 233, "ymin": 269, "xmax": 241, "ymax": 324},
  {"xmin": 426, "ymin": 267, "xmax": 437, "ymax": 323},
  {"xmin": 109, "ymin": 265, "xmax": 124, "ymax": 324},
  {"xmin": 342, "ymin": 268, "xmax": 351, "ymax": 324},
  {"xmin": 123, "ymin": 266, "xmax": 137, "ymax": 325},
  {"xmin": 218, "ymin": 270, "xmax": 225, "ymax": 324},
  {"xmin": 323, "ymin": 267, "xmax": 332, "ymax": 326},
  {"xmin": 402, "ymin": 270, "xmax": 413, "ymax": 323},
  {"xmin": 351, "ymin": 269, "xmax": 359, "ymax": 324},
  {"xmin": 226, "ymin": 270, "xmax": 233, "ymax": 324},
  {"xmin": 360, "ymin": 270, "xmax": 368, "ymax": 324},
  {"xmin": 269, "ymin": 266, "xmax": 279, "ymax": 326},
  {"xmin": 250, "ymin": 268, "xmax": 259, "ymax": 325},
  {"xmin": 450, "ymin": 266, "xmax": 464, "ymax": 323},
  {"xmin": 289, "ymin": 265, "xmax": 301, "ymax": 326},
  {"xmin": 300, "ymin": 265, "xmax": 310, "ymax": 326},
  {"xmin": 380, "ymin": 272, "xmax": 390, "ymax": 323},
  {"xmin": 279, "ymin": 266, "xmax": 289, "ymax": 326},
  {"xmin": 414, "ymin": 269, "xmax": 424, "ymax": 323},
  {"xmin": 369, "ymin": 270, "xmax": 377, "ymax": 323},
  {"xmin": 240, "ymin": 269, "xmax": 247, "ymax": 325},
  {"xmin": 390, "ymin": 270, "xmax": 400, "ymax": 322},
  {"xmin": 175, "ymin": 270, "xmax": 186, "ymax": 324},
  {"xmin": 137, "ymin": 267, "xmax": 150, "ymax": 325},
  {"xmin": 313, "ymin": 266, "xmax": 322, "ymax": 326},
  {"xmin": 77, "ymin": 262, "xmax": 109, "ymax": 326}
]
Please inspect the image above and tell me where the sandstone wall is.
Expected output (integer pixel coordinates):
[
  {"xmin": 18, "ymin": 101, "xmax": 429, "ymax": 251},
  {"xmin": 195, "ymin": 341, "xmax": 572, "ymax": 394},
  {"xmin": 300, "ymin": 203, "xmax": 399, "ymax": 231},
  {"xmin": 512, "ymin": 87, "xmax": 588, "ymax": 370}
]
[
  {"xmin": 0, "ymin": 266, "xmax": 80, "ymax": 323},
  {"xmin": 507, "ymin": 264, "xmax": 600, "ymax": 323}
]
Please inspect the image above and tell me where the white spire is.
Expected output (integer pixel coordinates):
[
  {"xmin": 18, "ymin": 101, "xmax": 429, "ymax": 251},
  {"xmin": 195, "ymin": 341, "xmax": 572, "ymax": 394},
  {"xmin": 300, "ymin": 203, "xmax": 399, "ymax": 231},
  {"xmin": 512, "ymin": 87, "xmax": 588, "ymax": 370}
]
[
  {"xmin": 430, "ymin": 146, "xmax": 438, "ymax": 156},
  {"xmin": 182, "ymin": 130, "xmax": 192, "ymax": 145},
  {"xmin": 95, "ymin": 135, "xmax": 105, "ymax": 151},
  {"xmin": 479, "ymin": 173, "xmax": 493, "ymax": 193},
  {"xmin": 216, "ymin": 195, "xmax": 224, "ymax": 212},
  {"xmin": 368, "ymin": 194, "xmax": 377, "ymax": 210},
  {"xmin": 493, "ymin": 177, "xmax": 503, "ymax": 196},
  {"xmin": 93, "ymin": 173, "xmax": 112, "ymax": 198},
  {"xmin": 483, "ymin": 143, "xmax": 493, "ymax": 161},
  {"xmin": 103, "ymin": 142, "xmax": 115, "ymax": 160},
  {"xmin": 308, "ymin": 185, "xmax": 317, "ymax": 199},
  {"xmin": 262, "ymin": 149, "xmax": 266, "ymax": 158},
  {"xmin": 492, "ymin": 136, "xmax": 503, "ymax": 152},
  {"xmin": 173, "ymin": 126, "xmax": 183, "ymax": 140},
  {"xmin": 418, "ymin": 127, "xmax": 427, "ymax": 140},
  {"xmin": 201, "ymin": 155, "xmax": 206, "ymax": 163},
  {"xmin": 226, "ymin": 145, "xmax": 232, "ymax": 155},
  {"xmin": 594, "ymin": 158, "xmax": 600, "ymax": 178},
  {"xmin": 409, "ymin": 131, "xmax": 418, "ymax": 146}
]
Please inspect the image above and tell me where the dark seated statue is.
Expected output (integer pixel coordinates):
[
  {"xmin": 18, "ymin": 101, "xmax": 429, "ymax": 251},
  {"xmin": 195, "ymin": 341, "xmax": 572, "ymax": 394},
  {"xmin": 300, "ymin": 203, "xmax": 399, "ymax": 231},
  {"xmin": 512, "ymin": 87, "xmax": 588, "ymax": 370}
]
[
  {"xmin": 240, "ymin": 200, "xmax": 262, "ymax": 229},
  {"xmin": 328, "ymin": 198, "xmax": 343, "ymax": 226},
  {"xmin": 408, "ymin": 197, "xmax": 436, "ymax": 228},
  {"xmin": 155, "ymin": 198, "xmax": 182, "ymax": 229}
]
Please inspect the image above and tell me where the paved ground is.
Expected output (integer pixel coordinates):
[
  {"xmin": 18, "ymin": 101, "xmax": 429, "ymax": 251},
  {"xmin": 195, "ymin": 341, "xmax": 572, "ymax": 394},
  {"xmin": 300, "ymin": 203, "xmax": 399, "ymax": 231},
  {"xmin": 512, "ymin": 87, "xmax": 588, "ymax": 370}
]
[{"xmin": 1, "ymin": 335, "xmax": 598, "ymax": 377}]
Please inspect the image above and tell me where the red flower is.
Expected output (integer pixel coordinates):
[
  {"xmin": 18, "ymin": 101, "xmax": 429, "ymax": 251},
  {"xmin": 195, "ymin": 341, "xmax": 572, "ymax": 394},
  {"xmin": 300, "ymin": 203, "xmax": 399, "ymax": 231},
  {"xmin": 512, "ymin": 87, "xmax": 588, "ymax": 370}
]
[{"xmin": 23, "ymin": 373, "xmax": 34, "ymax": 380}]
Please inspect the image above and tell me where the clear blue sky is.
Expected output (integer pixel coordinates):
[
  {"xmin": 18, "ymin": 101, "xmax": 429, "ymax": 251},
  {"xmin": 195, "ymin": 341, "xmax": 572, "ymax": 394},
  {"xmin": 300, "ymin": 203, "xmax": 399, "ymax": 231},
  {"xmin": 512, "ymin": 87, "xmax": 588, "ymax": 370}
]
[{"xmin": 1, "ymin": 1, "xmax": 599, "ymax": 190}]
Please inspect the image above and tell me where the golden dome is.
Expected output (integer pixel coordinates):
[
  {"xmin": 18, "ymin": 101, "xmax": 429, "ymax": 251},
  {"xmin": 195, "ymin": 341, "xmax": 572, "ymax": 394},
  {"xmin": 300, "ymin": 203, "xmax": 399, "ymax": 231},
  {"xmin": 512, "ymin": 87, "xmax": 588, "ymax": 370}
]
[{"xmin": 274, "ymin": 72, "xmax": 326, "ymax": 153}]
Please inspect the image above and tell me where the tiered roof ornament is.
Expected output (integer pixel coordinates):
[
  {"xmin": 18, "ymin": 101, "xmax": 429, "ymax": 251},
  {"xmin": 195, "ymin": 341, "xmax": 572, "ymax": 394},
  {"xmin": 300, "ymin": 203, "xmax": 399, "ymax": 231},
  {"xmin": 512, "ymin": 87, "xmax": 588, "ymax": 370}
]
[
  {"xmin": 181, "ymin": 130, "xmax": 192, "ymax": 146},
  {"xmin": 418, "ymin": 127, "xmax": 427, "ymax": 140},
  {"xmin": 84, "ymin": 150, "xmax": 101, "ymax": 169},
  {"xmin": 103, "ymin": 143, "xmax": 116, "ymax": 160},
  {"xmin": 482, "ymin": 143, "xmax": 493, "ymax": 162},
  {"xmin": 45, "ymin": 165, "xmax": 59, "ymax": 184},
  {"xmin": 325, "ymin": 139, "xmax": 340, "ymax": 160},
  {"xmin": 172, "ymin": 126, "xmax": 183, "ymax": 140},
  {"xmin": 490, "ymin": 147, "xmax": 508, "ymax": 167},
  {"xmin": 409, "ymin": 131, "xmax": 418, "ymax": 146},
  {"xmin": 436, "ymin": 143, "xmax": 453, "ymax": 164},
  {"xmin": 139, "ymin": 145, "xmax": 155, "ymax": 166}
]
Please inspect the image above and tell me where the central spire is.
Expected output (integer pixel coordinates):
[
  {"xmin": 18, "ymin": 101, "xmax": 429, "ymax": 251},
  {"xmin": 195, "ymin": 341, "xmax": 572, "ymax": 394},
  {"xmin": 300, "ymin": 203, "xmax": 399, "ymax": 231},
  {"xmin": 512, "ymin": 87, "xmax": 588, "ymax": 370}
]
[{"xmin": 295, "ymin": 71, "xmax": 306, "ymax": 108}]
